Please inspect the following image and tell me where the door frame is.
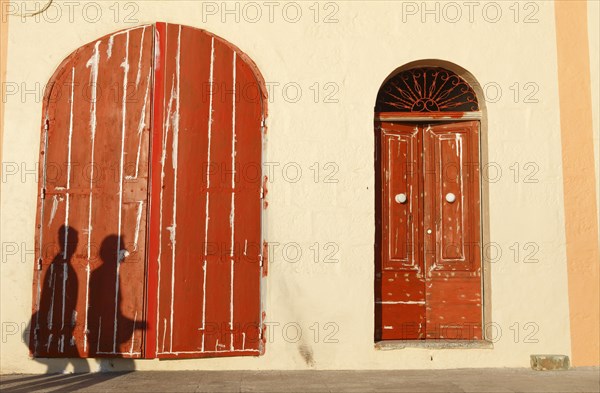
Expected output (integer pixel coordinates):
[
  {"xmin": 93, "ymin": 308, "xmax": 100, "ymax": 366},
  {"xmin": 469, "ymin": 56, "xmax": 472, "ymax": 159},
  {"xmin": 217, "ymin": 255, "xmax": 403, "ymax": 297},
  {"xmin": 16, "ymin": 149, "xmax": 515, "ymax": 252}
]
[{"xmin": 374, "ymin": 111, "xmax": 489, "ymax": 343}]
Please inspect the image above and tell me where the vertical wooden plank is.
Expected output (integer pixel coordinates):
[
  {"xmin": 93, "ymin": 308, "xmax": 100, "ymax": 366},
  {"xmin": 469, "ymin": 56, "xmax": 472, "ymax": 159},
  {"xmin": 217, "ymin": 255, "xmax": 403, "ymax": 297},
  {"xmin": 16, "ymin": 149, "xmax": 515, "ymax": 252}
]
[
  {"xmin": 154, "ymin": 22, "xmax": 179, "ymax": 355},
  {"xmin": 145, "ymin": 22, "xmax": 165, "ymax": 360},
  {"xmin": 169, "ymin": 23, "xmax": 211, "ymax": 354},
  {"xmin": 202, "ymin": 37, "xmax": 235, "ymax": 354},
  {"xmin": 230, "ymin": 54, "xmax": 263, "ymax": 351},
  {"xmin": 114, "ymin": 26, "xmax": 152, "ymax": 356}
]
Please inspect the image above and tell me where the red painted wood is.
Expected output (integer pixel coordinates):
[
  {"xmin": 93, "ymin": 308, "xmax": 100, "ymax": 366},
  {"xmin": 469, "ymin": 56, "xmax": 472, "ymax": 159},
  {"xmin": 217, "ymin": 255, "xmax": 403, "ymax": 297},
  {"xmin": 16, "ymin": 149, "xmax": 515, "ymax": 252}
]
[
  {"xmin": 149, "ymin": 24, "xmax": 265, "ymax": 359},
  {"xmin": 375, "ymin": 122, "xmax": 425, "ymax": 340},
  {"xmin": 30, "ymin": 25, "xmax": 153, "ymax": 358},
  {"xmin": 376, "ymin": 121, "xmax": 482, "ymax": 341},
  {"xmin": 32, "ymin": 23, "xmax": 266, "ymax": 359},
  {"xmin": 145, "ymin": 22, "xmax": 166, "ymax": 359},
  {"xmin": 231, "ymin": 53, "xmax": 264, "ymax": 352},
  {"xmin": 424, "ymin": 121, "xmax": 482, "ymax": 340}
]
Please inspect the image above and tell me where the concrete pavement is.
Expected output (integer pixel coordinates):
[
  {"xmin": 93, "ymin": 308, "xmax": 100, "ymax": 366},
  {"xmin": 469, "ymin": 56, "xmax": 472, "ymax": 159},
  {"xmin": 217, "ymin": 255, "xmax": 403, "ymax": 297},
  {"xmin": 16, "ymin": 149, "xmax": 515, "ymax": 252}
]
[{"xmin": 1, "ymin": 368, "xmax": 599, "ymax": 392}]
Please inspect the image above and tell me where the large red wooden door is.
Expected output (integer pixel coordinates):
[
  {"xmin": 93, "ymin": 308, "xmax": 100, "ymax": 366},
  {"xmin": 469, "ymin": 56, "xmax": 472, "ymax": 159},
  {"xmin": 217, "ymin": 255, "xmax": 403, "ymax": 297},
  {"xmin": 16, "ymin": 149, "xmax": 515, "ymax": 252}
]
[
  {"xmin": 375, "ymin": 121, "xmax": 481, "ymax": 340},
  {"xmin": 30, "ymin": 23, "xmax": 266, "ymax": 359}
]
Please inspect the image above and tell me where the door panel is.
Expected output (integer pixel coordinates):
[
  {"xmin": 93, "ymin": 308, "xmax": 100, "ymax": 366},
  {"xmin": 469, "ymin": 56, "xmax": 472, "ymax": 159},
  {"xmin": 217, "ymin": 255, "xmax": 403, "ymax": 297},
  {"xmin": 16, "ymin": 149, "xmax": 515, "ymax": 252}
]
[
  {"xmin": 31, "ymin": 25, "xmax": 152, "ymax": 358},
  {"xmin": 376, "ymin": 122, "xmax": 425, "ymax": 340},
  {"xmin": 382, "ymin": 125, "xmax": 421, "ymax": 270},
  {"xmin": 376, "ymin": 121, "xmax": 482, "ymax": 341},
  {"xmin": 150, "ymin": 23, "xmax": 263, "ymax": 358},
  {"xmin": 424, "ymin": 121, "xmax": 482, "ymax": 340}
]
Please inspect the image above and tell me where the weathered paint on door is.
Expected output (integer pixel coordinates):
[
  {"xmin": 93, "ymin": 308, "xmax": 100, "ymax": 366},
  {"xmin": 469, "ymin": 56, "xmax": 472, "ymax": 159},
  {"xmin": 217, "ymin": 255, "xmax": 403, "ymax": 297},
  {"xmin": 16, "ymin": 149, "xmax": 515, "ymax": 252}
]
[
  {"xmin": 148, "ymin": 23, "xmax": 265, "ymax": 359},
  {"xmin": 30, "ymin": 23, "xmax": 267, "ymax": 359},
  {"xmin": 375, "ymin": 123, "xmax": 425, "ymax": 340},
  {"xmin": 31, "ymin": 25, "xmax": 153, "ymax": 358},
  {"xmin": 375, "ymin": 121, "xmax": 481, "ymax": 340}
]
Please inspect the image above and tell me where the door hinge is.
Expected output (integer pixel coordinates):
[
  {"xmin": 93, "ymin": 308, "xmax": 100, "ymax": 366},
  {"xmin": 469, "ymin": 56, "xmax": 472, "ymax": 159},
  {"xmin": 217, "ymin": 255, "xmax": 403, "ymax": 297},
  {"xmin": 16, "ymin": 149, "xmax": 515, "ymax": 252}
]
[
  {"xmin": 37, "ymin": 258, "xmax": 42, "ymax": 271},
  {"xmin": 258, "ymin": 254, "xmax": 264, "ymax": 267},
  {"xmin": 258, "ymin": 326, "xmax": 263, "ymax": 340},
  {"xmin": 44, "ymin": 120, "xmax": 49, "ymax": 131},
  {"xmin": 260, "ymin": 187, "xmax": 265, "ymax": 199},
  {"xmin": 40, "ymin": 188, "xmax": 46, "ymax": 200}
]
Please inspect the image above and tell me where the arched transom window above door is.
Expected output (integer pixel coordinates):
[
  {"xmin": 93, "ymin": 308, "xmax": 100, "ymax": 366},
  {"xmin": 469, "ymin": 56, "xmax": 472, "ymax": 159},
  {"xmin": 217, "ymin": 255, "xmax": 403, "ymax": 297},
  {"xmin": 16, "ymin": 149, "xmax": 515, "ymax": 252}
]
[{"xmin": 375, "ymin": 67, "xmax": 479, "ymax": 113}]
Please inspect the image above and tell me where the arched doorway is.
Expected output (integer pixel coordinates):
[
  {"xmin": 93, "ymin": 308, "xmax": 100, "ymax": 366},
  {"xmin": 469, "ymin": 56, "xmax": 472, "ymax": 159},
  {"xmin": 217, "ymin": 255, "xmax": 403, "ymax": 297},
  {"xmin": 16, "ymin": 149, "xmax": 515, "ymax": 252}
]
[
  {"xmin": 30, "ymin": 23, "xmax": 267, "ymax": 359},
  {"xmin": 374, "ymin": 64, "xmax": 483, "ymax": 341}
]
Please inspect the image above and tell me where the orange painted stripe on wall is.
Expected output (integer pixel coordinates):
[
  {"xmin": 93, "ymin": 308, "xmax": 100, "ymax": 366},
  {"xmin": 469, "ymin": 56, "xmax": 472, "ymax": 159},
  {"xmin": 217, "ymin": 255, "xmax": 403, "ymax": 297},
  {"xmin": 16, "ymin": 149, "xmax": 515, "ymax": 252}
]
[
  {"xmin": 0, "ymin": 0, "xmax": 9, "ymax": 170},
  {"xmin": 555, "ymin": 0, "xmax": 600, "ymax": 367}
]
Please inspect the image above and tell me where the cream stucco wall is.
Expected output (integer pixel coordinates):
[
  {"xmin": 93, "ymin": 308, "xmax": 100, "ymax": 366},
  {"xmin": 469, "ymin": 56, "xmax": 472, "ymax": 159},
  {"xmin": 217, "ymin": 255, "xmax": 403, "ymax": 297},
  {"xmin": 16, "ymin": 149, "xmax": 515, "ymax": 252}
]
[{"xmin": 0, "ymin": 0, "xmax": 591, "ymax": 373}]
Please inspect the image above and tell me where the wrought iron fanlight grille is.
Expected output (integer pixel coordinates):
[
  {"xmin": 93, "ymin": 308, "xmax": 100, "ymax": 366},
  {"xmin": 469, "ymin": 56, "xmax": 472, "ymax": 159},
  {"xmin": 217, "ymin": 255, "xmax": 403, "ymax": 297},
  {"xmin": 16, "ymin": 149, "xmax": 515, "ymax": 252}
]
[{"xmin": 375, "ymin": 67, "xmax": 479, "ymax": 112}]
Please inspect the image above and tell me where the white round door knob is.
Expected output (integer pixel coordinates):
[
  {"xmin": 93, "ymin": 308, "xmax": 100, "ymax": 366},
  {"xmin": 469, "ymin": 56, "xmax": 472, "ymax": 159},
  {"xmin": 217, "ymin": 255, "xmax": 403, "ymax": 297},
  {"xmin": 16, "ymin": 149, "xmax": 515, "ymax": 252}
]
[
  {"xmin": 395, "ymin": 193, "xmax": 407, "ymax": 204},
  {"xmin": 445, "ymin": 193, "xmax": 456, "ymax": 203}
]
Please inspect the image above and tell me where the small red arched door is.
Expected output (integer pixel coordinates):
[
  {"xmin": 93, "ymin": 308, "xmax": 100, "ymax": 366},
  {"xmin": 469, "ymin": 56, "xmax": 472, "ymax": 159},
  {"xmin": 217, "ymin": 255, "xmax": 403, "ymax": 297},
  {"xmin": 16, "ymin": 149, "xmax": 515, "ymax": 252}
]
[
  {"xmin": 30, "ymin": 23, "xmax": 267, "ymax": 359},
  {"xmin": 374, "ymin": 67, "xmax": 483, "ymax": 341}
]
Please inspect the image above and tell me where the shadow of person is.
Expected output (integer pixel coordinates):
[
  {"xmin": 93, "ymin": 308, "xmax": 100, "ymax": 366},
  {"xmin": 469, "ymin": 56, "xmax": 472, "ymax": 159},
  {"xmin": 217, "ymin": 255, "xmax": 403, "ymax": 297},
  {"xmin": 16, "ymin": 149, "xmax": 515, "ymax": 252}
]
[
  {"xmin": 23, "ymin": 231, "xmax": 145, "ymax": 380},
  {"xmin": 25, "ymin": 225, "xmax": 91, "ymax": 373},
  {"xmin": 87, "ymin": 234, "xmax": 145, "ymax": 371}
]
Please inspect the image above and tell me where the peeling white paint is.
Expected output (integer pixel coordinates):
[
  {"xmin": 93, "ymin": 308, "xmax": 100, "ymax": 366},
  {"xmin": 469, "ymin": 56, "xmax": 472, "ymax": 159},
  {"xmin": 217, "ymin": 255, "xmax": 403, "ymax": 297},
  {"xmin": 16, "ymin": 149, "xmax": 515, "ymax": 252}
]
[
  {"xmin": 130, "ymin": 311, "xmax": 138, "ymax": 355},
  {"xmin": 201, "ymin": 36, "xmax": 216, "ymax": 353},
  {"xmin": 133, "ymin": 200, "xmax": 144, "ymax": 251},
  {"xmin": 83, "ymin": 262, "xmax": 91, "ymax": 353},
  {"xmin": 162, "ymin": 318, "xmax": 167, "ymax": 354},
  {"xmin": 61, "ymin": 263, "xmax": 67, "ymax": 329},
  {"xmin": 125, "ymin": 72, "xmax": 151, "ymax": 181},
  {"xmin": 96, "ymin": 317, "xmax": 102, "ymax": 353},
  {"xmin": 107, "ymin": 35, "xmax": 114, "ymax": 58},
  {"xmin": 84, "ymin": 40, "xmax": 101, "ymax": 355},
  {"xmin": 136, "ymin": 26, "xmax": 147, "ymax": 87},
  {"xmin": 85, "ymin": 40, "xmax": 101, "ymax": 262},
  {"xmin": 113, "ymin": 30, "xmax": 130, "ymax": 353},
  {"xmin": 168, "ymin": 25, "xmax": 182, "ymax": 353},
  {"xmin": 47, "ymin": 264, "xmax": 55, "ymax": 330},
  {"xmin": 48, "ymin": 195, "xmax": 59, "ymax": 227},
  {"xmin": 63, "ymin": 66, "xmax": 75, "ymax": 260},
  {"xmin": 46, "ymin": 334, "xmax": 53, "ymax": 352}
]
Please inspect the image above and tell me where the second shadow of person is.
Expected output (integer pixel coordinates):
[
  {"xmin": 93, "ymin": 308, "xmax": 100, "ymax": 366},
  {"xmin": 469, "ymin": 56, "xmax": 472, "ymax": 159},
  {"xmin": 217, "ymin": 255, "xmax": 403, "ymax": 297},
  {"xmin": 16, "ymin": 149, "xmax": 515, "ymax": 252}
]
[{"xmin": 87, "ymin": 234, "xmax": 145, "ymax": 371}]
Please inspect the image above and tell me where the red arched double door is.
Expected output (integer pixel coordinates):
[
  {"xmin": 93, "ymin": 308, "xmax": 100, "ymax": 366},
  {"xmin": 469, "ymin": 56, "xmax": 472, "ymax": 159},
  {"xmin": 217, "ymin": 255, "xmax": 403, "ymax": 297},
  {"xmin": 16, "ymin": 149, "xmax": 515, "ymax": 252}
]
[
  {"xmin": 375, "ymin": 66, "xmax": 483, "ymax": 341},
  {"xmin": 30, "ymin": 23, "xmax": 267, "ymax": 359}
]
